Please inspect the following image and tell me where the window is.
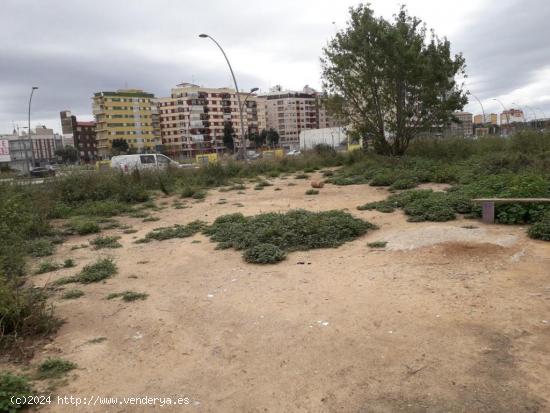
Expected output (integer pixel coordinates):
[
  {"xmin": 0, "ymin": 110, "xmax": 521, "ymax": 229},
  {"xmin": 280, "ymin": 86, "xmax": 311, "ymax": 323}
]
[
  {"xmin": 140, "ymin": 155, "xmax": 156, "ymax": 164},
  {"xmin": 157, "ymin": 155, "xmax": 170, "ymax": 165}
]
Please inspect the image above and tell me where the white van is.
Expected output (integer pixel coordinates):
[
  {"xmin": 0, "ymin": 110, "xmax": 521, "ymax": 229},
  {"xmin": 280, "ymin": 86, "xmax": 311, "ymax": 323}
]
[{"xmin": 110, "ymin": 154, "xmax": 181, "ymax": 172}]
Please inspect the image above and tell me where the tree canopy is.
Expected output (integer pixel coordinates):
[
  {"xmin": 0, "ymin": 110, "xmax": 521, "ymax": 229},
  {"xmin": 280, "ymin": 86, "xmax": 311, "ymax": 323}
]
[{"xmin": 321, "ymin": 4, "xmax": 467, "ymax": 155}]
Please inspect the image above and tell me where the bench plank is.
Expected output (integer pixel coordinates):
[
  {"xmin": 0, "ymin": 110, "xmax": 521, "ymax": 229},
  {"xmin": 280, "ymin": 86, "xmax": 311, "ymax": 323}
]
[{"xmin": 472, "ymin": 198, "xmax": 550, "ymax": 204}]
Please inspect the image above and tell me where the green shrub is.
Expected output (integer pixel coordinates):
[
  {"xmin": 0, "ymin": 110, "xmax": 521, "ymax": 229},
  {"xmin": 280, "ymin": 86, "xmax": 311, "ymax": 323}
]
[
  {"xmin": 90, "ymin": 236, "xmax": 122, "ymax": 250},
  {"xmin": 244, "ymin": 244, "xmax": 286, "ymax": 264},
  {"xmin": 26, "ymin": 239, "xmax": 55, "ymax": 257},
  {"xmin": 63, "ymin": 259, "xmax": 76, "ymax": 268},
  {"xmin": 35, "ymin": 261, "xmax": 61, "ymax": 274},
  {"xmin": 106, "ymin": 291, "xmax": 148, "ymax": 302},
  {"xmin": 0, "ymin": 372, "xmax": 33, "ymax": 412},
  {"xmin": 67, "ymin": 218, "xmax": 101, "ymax": 235},
  {"xmin": 61, "ymin": 289, "xmax": 84, "ymax": 300},
  {"xmin": 367, "ymin": 241, "xmax": 387, "ymax": 248},
  {"xmin": 140, "ymin": 220, "xmax": 206, "ymax": 242},
  {"xmin": 37, "ymin": 358, "xmax": 77, "ymax": 379},
  {"xmin": 528, "ymin": 213, "xmax": 550, "ymax": 241},
  {"xmin": 294, "ymin": 173, "xmax": 309, "ymax": 179},
  {"xmin": 357, "ymin": 201, "xmax": 395, "ymax": 213},
  {"xmin": 76, "ymin": 258, "xmax": 117, "ymax": 284},
  {"xmin": 0, "ymin": 276, "xmax": 60, "ymax": 344},
  {"xmin": 390, "ymin": 177, "xmax": 418, "ymax": 190},
  {"xmin": 203, "ymin": 210, "xmax": 376, "ymax": 263},
  {"xmin": 305, "ymin": 189, "xmax": 319, "ymax": 195}
]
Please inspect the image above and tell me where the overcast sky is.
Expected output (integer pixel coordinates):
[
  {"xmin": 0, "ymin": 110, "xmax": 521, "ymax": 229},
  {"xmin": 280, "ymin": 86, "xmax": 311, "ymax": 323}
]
[{"xmin": 1, "ymin": 0, "xmax": 550, "ymax": 134}]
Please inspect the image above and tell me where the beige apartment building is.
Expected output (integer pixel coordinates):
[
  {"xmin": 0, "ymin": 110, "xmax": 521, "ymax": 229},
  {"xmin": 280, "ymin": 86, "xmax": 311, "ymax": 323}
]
[
  {"xmin": 473, "ymin": 113, "xmax": 498, "ymax": 125},
  {"xmin": 92, "ymin": 89, "xmax": 161, "ymax": 158},
  {"xmin": 157, "ymin": 83, "xmax": 259, "ymax": 158},
  {"xmin": 256, "ymin": 85, "xmax": 339, "ymax": 150}
]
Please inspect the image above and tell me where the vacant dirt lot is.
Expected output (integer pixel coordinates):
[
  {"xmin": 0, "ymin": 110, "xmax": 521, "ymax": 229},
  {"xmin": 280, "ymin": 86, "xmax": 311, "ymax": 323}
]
[{"xmin": 28, "ymin": 173, "xmax": 550, "ymax": 412}]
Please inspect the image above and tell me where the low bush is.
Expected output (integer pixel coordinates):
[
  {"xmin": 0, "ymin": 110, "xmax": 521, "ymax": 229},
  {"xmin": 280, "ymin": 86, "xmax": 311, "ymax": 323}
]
[
  {"xmin": 0, "ymin": 372, "xmax": 33, "ymax": 412},
  {"xmin": 90, "ymin": 235, "xmax": 122, "ymax": 250},
  {"xmin": 61, "ymin": 289, "xmax": 84, "ymax": 300},
  {"xmin": 63, "ymin": 259, "xmax": 76, "ymax": 268},
  {"xmin": 37, "ymin": 358, "xmax": 77, "ymax": 379},
  {"xmin": 0, "ymin": 276, "xmax": 60, "ymax": 345},
  {"xmin": 67, "ymin": 218, "xmax": 101, "ymax": 235},
  {"xmin": 106, "ymin": 291, "xmax": 148, "ymax": 302},
  {"xmin": 305, "ymin": 189, "xmax": 319, "ymax": 195},
  {"xmin": 35, "ymin": 261, "xmax": 61, "ymax": 274},
  {"xmin": 54, "ymin": 258, "xmax": 117, "ymax": 286},
  {"xmin": 139, "ymin": 220, "xmax": 206, "ymax": 242},
  {"xmin": 294, "ymin": 173, "xmax": 309, "ymax": 179},
  {"xmin": 26, "ymin": 239, "xmax": 55, "ymax": 257},
  {"xmin": 203, "ymin": 210, "xmax": 376, "ymax": 263},
  {"xmin": 528, "ymin": 213, "xmax": 550, "ymax": 241},
  {"xmin": 367, "ymin": 241, "xmax": 387, "ymax": 248},
  {"xmin": 244, "ymin": 244, "xmax": 286, "ymax": 264}
]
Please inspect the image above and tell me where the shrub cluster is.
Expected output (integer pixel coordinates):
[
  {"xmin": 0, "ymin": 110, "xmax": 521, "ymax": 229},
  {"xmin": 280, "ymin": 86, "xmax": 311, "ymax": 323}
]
[
  {"xmin": 203, "ymin": 209, "xmax": 376, "ymax": 264},
  {"xmin": 138, "ymin": 220, "xmax": 206, "ymax": 242}
]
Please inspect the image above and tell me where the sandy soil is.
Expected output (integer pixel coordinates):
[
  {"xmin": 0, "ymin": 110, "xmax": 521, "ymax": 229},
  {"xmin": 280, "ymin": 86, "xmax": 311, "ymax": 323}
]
[{"xmin": 23, "ymin": 173, "xmax": 550, "ymax": 412}]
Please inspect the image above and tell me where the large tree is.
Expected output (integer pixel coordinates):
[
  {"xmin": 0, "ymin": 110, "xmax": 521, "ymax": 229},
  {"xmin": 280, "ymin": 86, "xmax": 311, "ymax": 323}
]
[
  {"xmin": 223, "ymin": 122, "xmax": 235, "ymax": 151},
  {"xmin": 111, "ymin": 138, "xmax": 129, "ymax": 156},
  {"xmin": 266, "ymin": 129, "xmax": 280, "ymax": 148},
  {"xmin": 321, "ymin": 4, "xmax": 467, "ymax": 155},
  {"xmin": 55, "ymin": 145, "xmax": 78, "ymax": 163}
]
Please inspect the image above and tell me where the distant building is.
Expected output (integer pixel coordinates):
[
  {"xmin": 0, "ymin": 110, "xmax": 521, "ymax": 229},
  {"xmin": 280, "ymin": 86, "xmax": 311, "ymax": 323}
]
[
  {"xmin": 256, "ymin": 85, "xmax": 341, "ymax": 150},
  {"xmin": 156, "ymin": 83, "xmax": 259, "ymax": 158},
  {"xmin": 500, "ymin": 109, "xmax": 524, "ymax": 125},
  {"xmin": 59, "ymin": 110, "xmax": 98, "ymax": 162},
  {"xmin": 92, "ymin": 89, "xmax": 161, "ymax": 158},
  {"xmin": 299, "ymin": 127, "xmax": 347, "ymax": 151},
  {"xmin": 473, "ymin": 113, "xmax": 498, "ymax": 125},
  {"xmin": 1, "ymin": 126, "xmax": 59, "ymax": 172},
  {"xmin": 445, "ymin": 111, "xmax": 473, "ymax": 138}
]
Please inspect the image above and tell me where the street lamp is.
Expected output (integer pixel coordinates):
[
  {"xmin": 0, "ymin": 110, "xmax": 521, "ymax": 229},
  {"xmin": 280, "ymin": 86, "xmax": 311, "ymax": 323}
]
[
  {"xmin": 240, "ymin": 87, "xmax": 259, "ymax": 147},
  {"xmin": 493, "ymin": 98, "xmax": 509, "ymax": 129},
  {"xmin": 471, "ymin": 94, "xmax": 486, "ymax": 124},
  {"xmin": 27, "ymin": 86, "xmax": 39, "ymax": 171},
  {"xmin": 199, "ymin": 33, "xmax": 247, "ymax": 160}
]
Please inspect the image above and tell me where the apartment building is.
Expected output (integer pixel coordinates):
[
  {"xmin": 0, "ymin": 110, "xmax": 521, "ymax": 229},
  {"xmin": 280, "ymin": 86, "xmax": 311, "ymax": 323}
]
[
  {"xmin": 500, "ymin": 108, "xmax": 524, "ymax": 125},
  {"xmin": 157, "ymin": 83, "xmax": 259, "ymax": 158},
  {"xmin": 92, "ymin": 89, "xmax": 161, "ymax": 158},
  {"xmin": 1, "ymin": 126, "xmax": 60, "ymax": 172},
  {"xmin": 59, "ymin": 110, "xmax": 98, "ymax": 161},
  {"xmin": 446, "ymin": 111, "xmax": 473, "ymax": 138},
  {"xmin": 257, "ymin": 85, "xmax": 339, "ymax": 150},
  {"xmin": 473, "ymin": 113, "xmax": 498, "ymax": 125}
]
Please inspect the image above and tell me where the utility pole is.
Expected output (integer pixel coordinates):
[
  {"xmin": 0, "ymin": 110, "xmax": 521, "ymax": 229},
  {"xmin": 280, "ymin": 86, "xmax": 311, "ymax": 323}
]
[
  {"xmin": 199, "ymin": 34, "xmax": 247, "ymax": 160},
  {"xmin": 27, "ymin": 86, "xmax": 39, "ymax": 171}
]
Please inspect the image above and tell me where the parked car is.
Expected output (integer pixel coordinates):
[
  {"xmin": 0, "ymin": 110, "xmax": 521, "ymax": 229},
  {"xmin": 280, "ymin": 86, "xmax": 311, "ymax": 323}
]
[
  {"xmin": 30, "ymin": 166, "xmax": 56, "ymax": 178},
  {"xmin": 110, "ymin": 154, "xmax": 181, "ymax": 172},
  {"xmin": 287, "ymin": 149, "xmax": 301, "ymax": 156}
]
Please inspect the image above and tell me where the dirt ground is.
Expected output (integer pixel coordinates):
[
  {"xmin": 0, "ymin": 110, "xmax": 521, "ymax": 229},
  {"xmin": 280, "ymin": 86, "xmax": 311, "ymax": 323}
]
[{"xmin": 25, "ymin": 173, "xmax": 550, "ymax": 412}]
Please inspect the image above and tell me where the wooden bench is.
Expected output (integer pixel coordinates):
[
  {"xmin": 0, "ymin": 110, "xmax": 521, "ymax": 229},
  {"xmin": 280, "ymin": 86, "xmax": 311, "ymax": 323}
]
[{"xmin": 472, "ymin": 198, "xmax": 550, "ymax": 224}]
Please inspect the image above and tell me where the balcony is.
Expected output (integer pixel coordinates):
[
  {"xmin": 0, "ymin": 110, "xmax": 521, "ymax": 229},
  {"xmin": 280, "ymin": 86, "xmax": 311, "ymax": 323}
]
[{"xmin": 189, "ymin": 105, "xmax": 205, "ymax": 113}]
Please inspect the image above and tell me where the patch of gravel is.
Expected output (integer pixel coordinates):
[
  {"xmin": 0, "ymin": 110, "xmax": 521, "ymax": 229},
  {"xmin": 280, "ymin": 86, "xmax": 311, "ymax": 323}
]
[{"xmin": 382, "ymin": 225, "xmax": 519, "ymax": 251}]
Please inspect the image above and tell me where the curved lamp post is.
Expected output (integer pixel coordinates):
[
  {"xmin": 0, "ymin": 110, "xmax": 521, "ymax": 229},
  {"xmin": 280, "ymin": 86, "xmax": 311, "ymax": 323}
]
[
  {"xmin": 471, "ymin": 94, "xmax": 486, "ymax": 124},
  {"xmin": 28, "ymin": 86, "xmax": 39, "ymax": 170},
  {"xmin": 199, "ymin": 33, "xmax": 246, "ymax": 159},
  {"xmin": 493, "ymin": 98, "xmax": 509, "ymax": 130}
]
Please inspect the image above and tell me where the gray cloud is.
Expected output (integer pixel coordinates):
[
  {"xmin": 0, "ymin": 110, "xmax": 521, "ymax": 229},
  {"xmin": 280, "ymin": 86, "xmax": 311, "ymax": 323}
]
[{"xmin": 2, "ymin": 0, "xmax": 550, "ymax": 132}]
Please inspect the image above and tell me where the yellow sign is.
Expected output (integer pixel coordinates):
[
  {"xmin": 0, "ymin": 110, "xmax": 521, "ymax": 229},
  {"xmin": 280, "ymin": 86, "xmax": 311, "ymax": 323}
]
[
  {"xmin": 347, "ymin": 143, "xmax": 362, "ymax": 152},
  {"xmin": 263, "ymin": 149, "xmax": 284, "ymax": 159},
  {"xmin": 196, "ymin": 153, "xmax": 218, "ymax": 165},
  {"xmin": 96, "ymin": 160, "xmax": 111, "ymax": 171}
]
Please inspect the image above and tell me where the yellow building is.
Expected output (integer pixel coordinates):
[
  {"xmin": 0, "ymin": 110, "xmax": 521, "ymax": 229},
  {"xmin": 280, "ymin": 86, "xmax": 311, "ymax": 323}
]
[{"xmin": 93, "ymin": 89, "xmax": 161, "ymax": 158}]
